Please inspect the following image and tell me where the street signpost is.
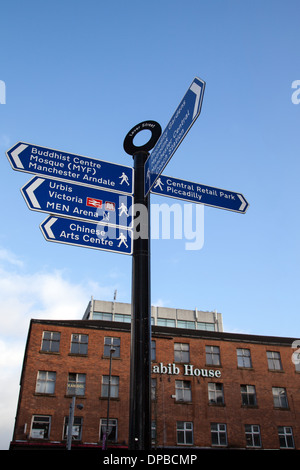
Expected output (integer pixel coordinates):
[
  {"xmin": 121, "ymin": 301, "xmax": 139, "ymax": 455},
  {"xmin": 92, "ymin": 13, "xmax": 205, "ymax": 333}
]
[
  {"xmin": 144, "ymin": 77, "xmax": 205, "ymax": 196},
  {"xmin": 21, "ymin": 176, "xmax": 133, "ymax": 229},
  {"xmin": 6, "ymin": 77, "xmax": 250, "ymax": 452},
  {"xmin": 40, "ymin": 216, "xmax": 133, "ymax": 255},
  {"xmin": 6, "ymin": 142, "xmax": 133, "ymax": 195},
  {"xmin": 151, "ymin": 174, "xmax": 249, "ymax": 213}
]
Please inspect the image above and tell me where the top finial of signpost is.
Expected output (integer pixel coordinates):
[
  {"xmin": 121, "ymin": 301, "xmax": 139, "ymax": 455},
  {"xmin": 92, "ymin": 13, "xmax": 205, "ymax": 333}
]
[{"xmin": 123, "ymin": 120, "xmax": 162, "ymax": 156}]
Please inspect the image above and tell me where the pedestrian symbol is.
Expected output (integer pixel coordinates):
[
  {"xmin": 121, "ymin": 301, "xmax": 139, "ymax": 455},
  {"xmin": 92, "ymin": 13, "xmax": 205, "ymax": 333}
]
[
  {"xmin": 120, "ymin": 172, "xmax": 130, "ymax": 186},
  {"xmin": 153, "ymin": 178, "xmax": 164, "ymax": 191},
  {"xmin": 118, "ymin": 202, "xmax": 129, "ymax": 217},
  {"xmin": 117, "ymin": 232, "xmax": 128, "ymax": 248}
]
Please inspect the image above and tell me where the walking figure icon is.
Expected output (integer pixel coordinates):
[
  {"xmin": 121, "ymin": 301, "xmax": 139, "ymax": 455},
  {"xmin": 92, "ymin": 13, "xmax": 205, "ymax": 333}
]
[
  {"xmin": 153, "ymin": 177, "xmax": 164, "ymax": 191},
  {"xmin": 117, "ymin": 232, "xmax": 128, "ymax": 248},
  {"xmin": 118, "ymin": 202, "xmax": 128, "ymax": 217},
  {"xmin": 120, "ymin": 172, "xmax": 130, "ymax": 186}
]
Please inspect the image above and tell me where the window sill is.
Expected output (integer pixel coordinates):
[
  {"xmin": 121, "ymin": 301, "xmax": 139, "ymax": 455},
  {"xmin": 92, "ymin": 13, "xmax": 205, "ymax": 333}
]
[
  {"xmin": 241, "ymin": 404, "xmax": 258, "ymax": 409},
  {"xmin": 39, "ymin": 350, "xmax": 60, "ymax": 355},
  {"xmin": 99, "ymin": 397, "xmax": 120, "ymax": 401},
  {"xmin": 102, "ymin": 356, "xmax": 121, "ymax": 360},
  {"xmin": 174, "ymin": 400, "xmax": 193, "ymax": 405},
  {"xmin": 64, "ymin": 395, "xmax": 86, "ymax": 399},
  {"xmin": 68, "ymin": 353, "xmax": 88, "ymax": 357},
  {"xmin": 29, "ymin": 438, "xmax": 50, "ymax": 442},
  {"xmin": 34, "ymin": 393, "xmax": 56, "ymax": 397}
]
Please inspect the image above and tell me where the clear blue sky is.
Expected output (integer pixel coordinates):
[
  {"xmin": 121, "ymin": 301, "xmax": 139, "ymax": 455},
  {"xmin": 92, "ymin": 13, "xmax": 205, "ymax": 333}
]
[{"xmin": 1, "ymin": 0, "xmax": 300, "ymax": 449}]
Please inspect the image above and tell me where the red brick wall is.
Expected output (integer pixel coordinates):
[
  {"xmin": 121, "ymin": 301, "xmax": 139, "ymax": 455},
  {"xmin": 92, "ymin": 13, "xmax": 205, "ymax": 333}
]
[{"xmin": 12, "ymin": 321, "xmax": 300, "ymax": 449}]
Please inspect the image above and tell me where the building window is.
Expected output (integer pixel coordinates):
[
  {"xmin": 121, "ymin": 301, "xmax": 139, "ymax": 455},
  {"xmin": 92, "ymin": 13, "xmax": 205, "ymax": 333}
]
[
  {"xmin": 151, "ymin": 340, "xmax": 156, "ymax": 361},
  {"xmin": 174, "ymin": 343, "xmax": 190, "ymax": 363},
  {"xmin": 93, "ymin": 312, "xmax": 112, "ymax": 321},
  {"xmin": 237, "ymin": 348, "xmax": 252, "ymax": 368},
  {"xmin": 177, "ymin": 320, "xmax": 195, "ymax": 330},
  {"xmin": 278, "ymin": 426, "xmax": 294, "ymax": 448},
  {"xmin": 100, "ymin": 418, "xmax": 118, "ymax": 443},
  {"xmin": 175, "ymin": 380, "xmax": 192, "ymax": 402},
  {"xmin": 176, "ymin": 421, "xmax": 193, "ymax": 445},
  {"xmin": 35, "ymin": 371, "xmax": 56, "ymax": 394},
  {"xmin": 63, "ymin": 417, "xmax": 83, "ymax": 441},
  {"xmin": 267, "ymin": 351, "xmax": 283, "ymax": 371},
  {"xmin": 211, "ymin": 423, "xmax": 227, "ymax": 446},
  {"xmin": 70, "ymin": 334, "xmax": 88, "ymax": 355},
  {"xmin": 241, "ymin": 385, "xmax": 257, "ymax": 406},
  {"xmin": 101, "ymin": 376, "xmax": 119, "ymax": 398},
  {"xmin": 41, "ymin": 331, "xmax": 60, "ymax": 353},
  {"xmin": 104, "ymin": 337, "xmax": 120, "ymax": 357},
  {"xmin": 151, "ymin": 378, "xmax": 157, "ymax": 401},
  {"xmin": 114, "ymin": 313, "xmax": 131, "ymax": 323},
  {"xmin": 151, "ymin": 420, "xmax": 156, "ymax": 444},
  {"xmin": 206, "ymin": 345, "xmax": 221, "ymax": 366},
  {"xmin": 245, "ymin": 424, "xmax": 261, "ymax": 448},
  {"xmin": 272, "ymin": 387, "xmax": 289, "ymax": 409},
  {"xmin": 157, "ymin": 318, "xmax": 176, "ymax": 328},
  {"xmin": 67, "ymin": 373, "xmax": 86, "ymax": 396},
  {"xmin": 30, "ymin": 415, "xmax": 51, "ymax": 439},
  {"xmin": 208, "ymin": 382, "xmax": 224, "ymax": 405},
  {"xmin": 197, "ymin": 322, "xmax": 215, "ymax": 331}
]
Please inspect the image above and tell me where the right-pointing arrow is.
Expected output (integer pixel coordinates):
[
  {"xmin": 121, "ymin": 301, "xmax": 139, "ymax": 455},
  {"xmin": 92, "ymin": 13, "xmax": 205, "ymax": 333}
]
[
  {"xmin": 237, "ymin": 194, "xmax": 247, "ymax": 212},
  {"xmin": 190, "ymin": 82, "xmax": 201, "ymax": 119}
]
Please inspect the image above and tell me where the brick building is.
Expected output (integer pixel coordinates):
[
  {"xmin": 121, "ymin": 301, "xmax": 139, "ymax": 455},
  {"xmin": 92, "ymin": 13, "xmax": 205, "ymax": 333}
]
[{"xmin": 10, "ymin": 312, "xmax": 300, "ymax": 450}]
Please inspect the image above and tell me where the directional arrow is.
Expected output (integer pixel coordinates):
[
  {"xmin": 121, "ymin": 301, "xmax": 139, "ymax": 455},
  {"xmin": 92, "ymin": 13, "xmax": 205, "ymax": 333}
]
[
  {"xmin": 144, "ymin": 77, "xmax": 206, "ymax": 196},
  {"xmin": 25, "ymin": 177, "xmax": 44, "ymax": 208},
  {"xmin": 43, "ymin": 217, "xmax": 56, "ymax": 239},
  {"xmin": 10, "ymin": 143, "xmax": 28, "ymax": 169},
  {"xmin": 21, "ymin": 176, "xmax": 133, "ymax": 229},
  {"xmin": 40, "ymin": 215, "xmax": 133, "ymax": 255},
  {"xmin": 151, "ymin": 174, "xmax": 249, "ymax": 214},
  {"xmin": 190, "ymin": 81, "xmax": 202, "ymax": 119},
  {"xmin": 6, "ymin": 142, "xmax": 133, "ymax": 195}
]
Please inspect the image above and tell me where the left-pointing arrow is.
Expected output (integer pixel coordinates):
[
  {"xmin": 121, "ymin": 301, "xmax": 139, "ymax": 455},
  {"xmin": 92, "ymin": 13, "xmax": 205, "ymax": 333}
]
[
  {"xmin": 22, "ymin": 177, "xmax": 44, "ymax": 208},
  {"xmin": 43, "ymin": 217, "xmax": 57, "ymax": 238},
  {"xmin": 10, "ymin": 143, "xmax": 28, "ymax": 169}
]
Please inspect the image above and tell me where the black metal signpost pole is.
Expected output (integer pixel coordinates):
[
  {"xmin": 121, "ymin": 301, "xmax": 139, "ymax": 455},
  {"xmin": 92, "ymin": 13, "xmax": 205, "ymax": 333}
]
[
  {"xmin": 129, "ymin": 149, "xmax": 151, "ymax": 450},
  {"xmin": 123, "ymin": 121, "xmax": 162, "ymax": 451}
]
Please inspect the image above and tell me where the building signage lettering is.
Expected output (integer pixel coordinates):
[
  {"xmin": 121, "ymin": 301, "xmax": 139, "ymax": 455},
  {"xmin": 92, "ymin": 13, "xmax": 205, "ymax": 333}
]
[{"xmin": 152, "ymin": 362, "xmax": 221, "ymax": 378}]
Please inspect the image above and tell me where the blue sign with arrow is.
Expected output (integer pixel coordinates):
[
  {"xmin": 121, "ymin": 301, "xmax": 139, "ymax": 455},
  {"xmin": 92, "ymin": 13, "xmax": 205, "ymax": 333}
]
[
  {"xmin": 144, "ymin": 77, "xmax": 205, "ymax": 196},
  {"xmin": 151, "ymin": 174, "xmax": 249, "ymax": 213},
  {"xmin": 40, "ymin": 215, "xmax": 133, "ymax": 255},
  {"xmin": 21, "ymin": 176, "xmax": 133, "ymax": 228},
  {"xmin": 6, "ymin": 142, "xmax": 133, "ymax": 195}
]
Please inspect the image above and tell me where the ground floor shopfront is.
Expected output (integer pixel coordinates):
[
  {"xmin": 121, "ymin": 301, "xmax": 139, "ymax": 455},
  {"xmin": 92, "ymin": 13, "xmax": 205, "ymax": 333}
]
[{"xmin": 10, "ymin": 319, "xmax": 300, "ymax": 450}]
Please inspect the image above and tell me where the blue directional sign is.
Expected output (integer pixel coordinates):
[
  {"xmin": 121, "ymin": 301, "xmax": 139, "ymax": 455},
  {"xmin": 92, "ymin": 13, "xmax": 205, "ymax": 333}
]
[
  {"xmin": 151, "ymin": 174, "xmax": 249, "ymax": 213},
  {"xmin": 6, "ymin": 142, "xmax": 133, "ymax": 195},
  {"xmin": 40, "ymin": 216, "xmax": 133, "ymax": 255},
  {"xmin": 144, "ymin": 77, "xmax": 205, "ymax": 196},
  {"xmin": 21, "ymin": 176, "xmax": 133, "ymax": 228}
]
